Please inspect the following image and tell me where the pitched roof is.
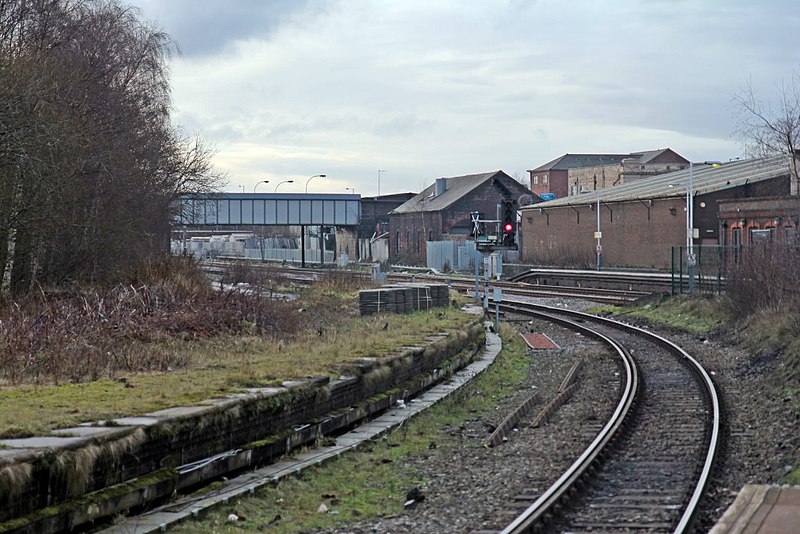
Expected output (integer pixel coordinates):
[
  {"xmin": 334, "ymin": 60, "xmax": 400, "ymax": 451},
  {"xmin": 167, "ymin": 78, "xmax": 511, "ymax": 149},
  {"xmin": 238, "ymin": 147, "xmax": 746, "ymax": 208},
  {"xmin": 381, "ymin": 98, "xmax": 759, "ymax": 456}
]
[
  {"xmin": 528, "ymin": 148, "xmax": 681, "ymax": 172},
  {"xmin": 390, "ymin": 171, "xmax": 510, "ymax": 214},
  {"xmin": 521, "ymin": 156, "xmax": 791, "ymax": 210}
]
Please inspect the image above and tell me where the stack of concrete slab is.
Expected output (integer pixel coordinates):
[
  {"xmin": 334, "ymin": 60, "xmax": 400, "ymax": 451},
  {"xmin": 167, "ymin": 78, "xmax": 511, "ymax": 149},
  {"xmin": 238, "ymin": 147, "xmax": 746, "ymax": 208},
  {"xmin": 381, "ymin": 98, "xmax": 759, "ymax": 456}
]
[
  {"xmin": 394, "ymin": 283, "xmax": 450, "ymax": 310},
  {"xmin": 358, "ymin": 287, "xmax": 406, "ymax": 315},
  {"xmin": 359, "ymin": 283, "xmax": 450, "ymax": 316}
]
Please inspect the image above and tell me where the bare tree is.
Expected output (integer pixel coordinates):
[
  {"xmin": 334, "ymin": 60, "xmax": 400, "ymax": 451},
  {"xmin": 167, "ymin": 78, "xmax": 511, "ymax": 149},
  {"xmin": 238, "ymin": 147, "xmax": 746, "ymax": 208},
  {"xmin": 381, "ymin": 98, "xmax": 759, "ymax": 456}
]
[
  {"xmin": 734, "ymin": 73, "xmax": 800, "ymax": 193},
  {"xmin": 0, "ymin": 0, "xmax": 223, "ymax": 295}
]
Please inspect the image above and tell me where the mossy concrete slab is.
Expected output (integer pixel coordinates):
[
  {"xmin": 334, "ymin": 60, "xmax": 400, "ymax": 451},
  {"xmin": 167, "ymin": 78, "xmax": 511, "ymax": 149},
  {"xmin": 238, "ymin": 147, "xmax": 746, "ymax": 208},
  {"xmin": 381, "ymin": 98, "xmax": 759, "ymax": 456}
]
[
  {"xmin": 110, "ymin": 416, "xmax": 160, "ymax": 426},
  {"xmin": 0, "ymin": 436, "xmax": 88, "ymax": 449},
  {"xmin": 50, "ymin": 426, "xmax": 134, "ymax": 438},
  {"xmin": 145, "ymin": 405, "xmax": 213, "ymax": 418}
]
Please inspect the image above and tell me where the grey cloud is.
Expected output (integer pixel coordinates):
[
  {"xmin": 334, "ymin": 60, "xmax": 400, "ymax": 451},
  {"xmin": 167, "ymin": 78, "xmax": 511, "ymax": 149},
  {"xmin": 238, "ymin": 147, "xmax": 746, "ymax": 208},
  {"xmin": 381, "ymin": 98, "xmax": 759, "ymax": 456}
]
[{"xmin": 135, "ymin": 0, "xmax": 320, "ymax": 57}]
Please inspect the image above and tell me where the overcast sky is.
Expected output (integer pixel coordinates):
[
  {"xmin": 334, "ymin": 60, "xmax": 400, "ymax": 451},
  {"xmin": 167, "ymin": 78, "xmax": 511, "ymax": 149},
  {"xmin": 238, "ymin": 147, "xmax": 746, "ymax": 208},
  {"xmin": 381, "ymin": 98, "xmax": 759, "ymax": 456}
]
[{"xmin": 128, "ymin": 0, "xmax": 800, "ymax": 196}]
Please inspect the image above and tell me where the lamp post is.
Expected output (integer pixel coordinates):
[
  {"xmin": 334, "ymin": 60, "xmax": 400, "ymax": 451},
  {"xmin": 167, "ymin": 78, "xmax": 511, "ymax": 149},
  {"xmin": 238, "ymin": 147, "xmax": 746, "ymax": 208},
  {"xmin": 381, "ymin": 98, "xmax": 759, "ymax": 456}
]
[
  {"xmin": 685, "ymin": 161, "xmax": 722, "ymax": 293},
  {"xmin": 253, "ymin": 180, "xmax": 269, "ymax": 193},
  {"xmin": 595, "ymin": 193, "xmax": 602, "ymax": 271},
  {"xmin": 305, "ymin": 174, "xmax": 326, "ymax": 193},
  {"xmin": 345, "ymin": 187, "xmax": 354, "ymax": 194},
  {"xmin": 274, "ymin": 180, "xmax": 294, "ymax": 192},
  {"xmin": 377, "ymin": 169, "xmax": 386, "ymax": 196},
  {"xmin": 686, "ymin": 162, "xmax": 695, "ymax": 292}
]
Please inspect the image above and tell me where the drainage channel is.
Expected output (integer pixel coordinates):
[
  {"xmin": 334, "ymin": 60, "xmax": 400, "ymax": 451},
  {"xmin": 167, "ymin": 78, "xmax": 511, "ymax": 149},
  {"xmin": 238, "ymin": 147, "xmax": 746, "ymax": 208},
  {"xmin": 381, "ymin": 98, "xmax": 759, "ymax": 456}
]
[{"xmin": 101, "ymin": 324, "xmax": 502, "ymax": 533}]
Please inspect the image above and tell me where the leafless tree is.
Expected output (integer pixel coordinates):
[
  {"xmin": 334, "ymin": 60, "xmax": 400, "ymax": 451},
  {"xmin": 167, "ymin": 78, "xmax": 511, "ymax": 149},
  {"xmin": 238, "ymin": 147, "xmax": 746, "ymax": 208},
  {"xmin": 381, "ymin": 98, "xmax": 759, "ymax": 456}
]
[
  {"xmin": 734, "ymin": 72, "xmax": 800, "ymax": 193},
  {"xmin": 0, "ymin": 0, "xmax": 222, "ymax": 295}
]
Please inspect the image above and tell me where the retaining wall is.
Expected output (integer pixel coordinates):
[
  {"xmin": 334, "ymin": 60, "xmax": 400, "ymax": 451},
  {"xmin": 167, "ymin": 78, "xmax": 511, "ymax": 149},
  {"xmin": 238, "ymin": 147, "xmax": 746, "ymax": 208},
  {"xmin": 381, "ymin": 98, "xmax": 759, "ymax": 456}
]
[{"xmin": 0, "ymin": 320, "xmax": 485, "ymax": 533}]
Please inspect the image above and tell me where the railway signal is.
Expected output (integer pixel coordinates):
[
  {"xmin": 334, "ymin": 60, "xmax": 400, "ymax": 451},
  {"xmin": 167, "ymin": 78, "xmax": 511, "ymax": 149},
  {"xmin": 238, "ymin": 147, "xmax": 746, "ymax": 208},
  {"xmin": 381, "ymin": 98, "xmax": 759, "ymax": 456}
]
[
  {"xmin": 499, "ymin": 199, "xmax": 517, "ymax": 246},
  {"xmin": 469, "ymin": 211, "xmax": 485, "ymax": 238}
]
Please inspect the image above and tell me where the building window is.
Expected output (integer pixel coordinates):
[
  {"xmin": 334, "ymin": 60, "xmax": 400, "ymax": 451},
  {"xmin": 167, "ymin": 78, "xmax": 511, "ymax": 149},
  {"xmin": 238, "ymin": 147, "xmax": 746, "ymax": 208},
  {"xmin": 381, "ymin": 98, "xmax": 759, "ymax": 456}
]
[
  {"xmin": 543, "ymin": 174, "xmax": 548, "ymax": 184},
  {"xmin": 532, "ymin": 175, "xmax": 538, "ymax": 185},
  {"xmin": 750, "ymin": 228, "xmax": 773, "ymax": 243}
]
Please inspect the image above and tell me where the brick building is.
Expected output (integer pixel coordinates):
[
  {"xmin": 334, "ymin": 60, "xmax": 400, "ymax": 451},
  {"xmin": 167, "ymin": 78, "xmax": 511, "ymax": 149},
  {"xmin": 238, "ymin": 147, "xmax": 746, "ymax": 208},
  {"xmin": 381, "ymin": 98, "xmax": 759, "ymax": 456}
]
[
  {"xmin": 389, "ymin": 171, "xmax": 537, "ymax": 264},
  {"xmin": 718, "ymin": 196, "xmax": 800, "ymax": 247},
  {"xmin": 520, "ymin": 156, "xmax": 793, "ymax": 269},
  {"xmin": 357, "ymin": 193, "xmax": 415, "ymax": 261},
  {"xmin": 528, "ymin": 149, "xmax": 689, "ymax": 199}
]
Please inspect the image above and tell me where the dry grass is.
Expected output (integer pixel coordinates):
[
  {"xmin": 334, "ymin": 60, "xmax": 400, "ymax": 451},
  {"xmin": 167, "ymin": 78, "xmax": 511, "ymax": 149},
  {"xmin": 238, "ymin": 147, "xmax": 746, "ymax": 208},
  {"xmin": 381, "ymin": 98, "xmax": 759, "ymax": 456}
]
[
  {"xmin": 724, "ymin": 243, "xmax": 800, "ymax": 316},
  {"xmin": 0, "ymin": 258, "xmax": 473, "ymax": 437}
]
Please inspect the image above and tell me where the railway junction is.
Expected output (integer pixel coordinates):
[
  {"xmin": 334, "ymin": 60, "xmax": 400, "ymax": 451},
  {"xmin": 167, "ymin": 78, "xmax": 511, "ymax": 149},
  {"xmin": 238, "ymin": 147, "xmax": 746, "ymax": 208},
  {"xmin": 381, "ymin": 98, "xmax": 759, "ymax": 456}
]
[{"xmin": 0, "ymin": 268, "xmax": 797, "ymax": 533}]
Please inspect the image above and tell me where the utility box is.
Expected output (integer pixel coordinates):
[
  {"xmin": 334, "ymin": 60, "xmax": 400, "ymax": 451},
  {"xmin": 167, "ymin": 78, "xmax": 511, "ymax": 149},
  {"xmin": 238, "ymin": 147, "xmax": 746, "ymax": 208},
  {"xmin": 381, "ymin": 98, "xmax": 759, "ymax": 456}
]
[{"xmin": 489, "ymin": 252, "xmax": 503, "ymax": 280}]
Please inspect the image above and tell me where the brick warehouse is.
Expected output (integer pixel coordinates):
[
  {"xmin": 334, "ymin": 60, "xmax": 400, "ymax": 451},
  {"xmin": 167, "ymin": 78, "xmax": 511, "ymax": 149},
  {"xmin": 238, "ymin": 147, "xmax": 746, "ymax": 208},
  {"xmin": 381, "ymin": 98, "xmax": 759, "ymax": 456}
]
[
  {"xmin": 389, "ymin": 170, "xmax": 537, "ymax": 263},
  {"xmin": 527, "ymin": 148, "xmax": 689, "ymax": 199},
  {"xmin": 519, "ymin": 156, "xmax": 794, "ymax": 269}
]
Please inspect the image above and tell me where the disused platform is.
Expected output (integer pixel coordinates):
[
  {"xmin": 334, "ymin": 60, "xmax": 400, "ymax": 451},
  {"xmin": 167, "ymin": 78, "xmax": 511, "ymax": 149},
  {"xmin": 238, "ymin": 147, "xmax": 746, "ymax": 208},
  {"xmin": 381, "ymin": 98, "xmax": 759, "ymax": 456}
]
[{"xmin": 711, "ymin": 484, "xmax": 800, "ymax": 533}]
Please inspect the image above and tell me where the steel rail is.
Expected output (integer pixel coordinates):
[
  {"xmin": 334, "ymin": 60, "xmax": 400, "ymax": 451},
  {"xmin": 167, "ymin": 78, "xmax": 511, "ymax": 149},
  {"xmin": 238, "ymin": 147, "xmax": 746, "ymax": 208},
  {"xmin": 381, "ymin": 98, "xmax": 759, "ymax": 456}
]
[
  {"xmin": 497, "ymin": 299, "xmax": 722, "ymax": 534},
  {"xmin": 497, "ymin": 304, "xmax": 640, "ymax": 533},
  {"xmin": 445, "ymin": 281, "xmax": 644, "ymax": 304}
]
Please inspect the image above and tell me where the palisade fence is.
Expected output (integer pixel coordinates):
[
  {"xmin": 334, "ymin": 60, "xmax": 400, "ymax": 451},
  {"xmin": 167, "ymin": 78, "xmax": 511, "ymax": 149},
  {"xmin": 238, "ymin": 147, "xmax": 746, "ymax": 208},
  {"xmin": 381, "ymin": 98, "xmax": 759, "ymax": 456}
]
[
  {"xmin": 670, "ymin": 244, "xmax": 774, "ymax": 295},
  {"xmin": 426, "ymin": 240, "xmax": 520, "ymax": 271},
  {"xmin": 171, "ymin": 236, "xmax": 336, "ymax": 264}
]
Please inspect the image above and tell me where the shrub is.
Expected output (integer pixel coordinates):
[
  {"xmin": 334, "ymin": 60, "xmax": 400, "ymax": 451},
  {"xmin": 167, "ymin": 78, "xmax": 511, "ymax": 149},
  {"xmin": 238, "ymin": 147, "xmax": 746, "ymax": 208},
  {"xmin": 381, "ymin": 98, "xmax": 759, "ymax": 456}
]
[{"xmin": 724, "ymin": 243, "xmax": 800, "ymax": 316}]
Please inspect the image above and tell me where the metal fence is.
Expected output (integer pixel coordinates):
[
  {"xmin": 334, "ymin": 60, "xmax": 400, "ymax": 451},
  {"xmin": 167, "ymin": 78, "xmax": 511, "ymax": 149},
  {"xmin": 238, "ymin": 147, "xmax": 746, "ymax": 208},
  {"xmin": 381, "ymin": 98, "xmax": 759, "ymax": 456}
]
[
  {"xmin": 670, "ymin": 245, "xmax": 761, "ymax": 294},
  {"xmin": 426, "ymin": 240, "xmax": 520, "ymax": 272}
]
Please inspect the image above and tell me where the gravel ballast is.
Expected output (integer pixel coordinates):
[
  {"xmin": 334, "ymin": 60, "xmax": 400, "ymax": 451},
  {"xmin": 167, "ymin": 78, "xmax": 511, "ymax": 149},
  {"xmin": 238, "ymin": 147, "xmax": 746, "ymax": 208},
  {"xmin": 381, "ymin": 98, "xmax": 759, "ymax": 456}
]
[{"xmin": 318, "ymin": 298, "xmax": 798, "ymax": 533}]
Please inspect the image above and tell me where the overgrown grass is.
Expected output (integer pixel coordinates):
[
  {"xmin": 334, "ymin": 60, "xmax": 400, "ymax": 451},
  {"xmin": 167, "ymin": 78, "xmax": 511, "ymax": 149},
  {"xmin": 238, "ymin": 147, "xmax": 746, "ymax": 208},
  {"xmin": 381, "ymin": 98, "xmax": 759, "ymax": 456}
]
[
  {"xmin": 589, "ymin": 294, "xmax": 730, "ymax": 335},
  {"xmin": 171, "ymin": 323, "xmax": 530, "ymax": 533},
  {"xmin": 0, "ymin": 256, "xmax": 473, "ymax": 438}
]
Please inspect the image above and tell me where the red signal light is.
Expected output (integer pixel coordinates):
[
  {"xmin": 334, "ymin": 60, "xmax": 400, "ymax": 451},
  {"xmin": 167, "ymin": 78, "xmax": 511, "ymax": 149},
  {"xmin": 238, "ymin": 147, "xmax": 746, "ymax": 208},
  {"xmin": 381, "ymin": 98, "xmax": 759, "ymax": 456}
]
[{"xmin": 504, "ymin": 223, "xmax": 514, "ymax": 233}]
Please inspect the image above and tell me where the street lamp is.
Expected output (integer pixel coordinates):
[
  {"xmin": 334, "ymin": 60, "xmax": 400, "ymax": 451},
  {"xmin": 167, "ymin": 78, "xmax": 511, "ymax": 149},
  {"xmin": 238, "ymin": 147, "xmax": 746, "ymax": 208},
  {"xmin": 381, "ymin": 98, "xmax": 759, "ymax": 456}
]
[
  {"xmin": 254, "ymin": 180, "xmax": 269, "ymax": 193},
  {"xmin": 345, "ymin": 187, "xmax": 355, "ymax": 194},
  {"xmin": 685, "ymin": 161, "xmax": 721, "ymax": 293},
  {"xmin": 304, "ymin": 174, "xmax": 326, "ymax": 193},
  {"xmin": 275, "ymin": 180, "xmax": 294, "ymax": 192}
]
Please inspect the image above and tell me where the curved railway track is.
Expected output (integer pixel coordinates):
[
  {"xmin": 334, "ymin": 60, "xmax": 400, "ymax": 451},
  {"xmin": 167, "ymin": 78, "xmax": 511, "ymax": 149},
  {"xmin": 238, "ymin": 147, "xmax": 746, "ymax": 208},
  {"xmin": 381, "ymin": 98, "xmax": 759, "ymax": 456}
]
[{"xmin": 496, "ymin": 299, "xmax": 721, "ymax": 533}]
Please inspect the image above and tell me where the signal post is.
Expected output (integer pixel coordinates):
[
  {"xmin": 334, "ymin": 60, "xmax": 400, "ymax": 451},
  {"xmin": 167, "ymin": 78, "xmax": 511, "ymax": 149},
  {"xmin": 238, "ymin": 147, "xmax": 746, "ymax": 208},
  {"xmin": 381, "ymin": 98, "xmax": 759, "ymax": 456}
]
[{"xmin": 470, "ymin": 199, "xmax": 518, "ymax": 316}]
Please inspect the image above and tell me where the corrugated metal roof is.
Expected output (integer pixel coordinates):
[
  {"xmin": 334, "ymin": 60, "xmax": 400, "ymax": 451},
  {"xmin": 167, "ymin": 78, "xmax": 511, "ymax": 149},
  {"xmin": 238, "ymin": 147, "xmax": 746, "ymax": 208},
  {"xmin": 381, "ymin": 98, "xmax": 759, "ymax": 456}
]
[
  {"xmin": 521, "ymin": 155, "xmax": 791, "ymax": 210},
  {"xmin": 390, "ymin": 171, "xmax": 506, "ymax": 214}
]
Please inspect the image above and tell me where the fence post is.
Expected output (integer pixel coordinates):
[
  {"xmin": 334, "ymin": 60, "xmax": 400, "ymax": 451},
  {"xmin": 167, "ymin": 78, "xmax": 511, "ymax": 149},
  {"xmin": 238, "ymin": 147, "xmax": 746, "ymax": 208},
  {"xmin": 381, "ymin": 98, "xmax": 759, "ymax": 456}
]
[{"xmin": 671, "ymin": 246, "xmax": 675, "ymax": 295}]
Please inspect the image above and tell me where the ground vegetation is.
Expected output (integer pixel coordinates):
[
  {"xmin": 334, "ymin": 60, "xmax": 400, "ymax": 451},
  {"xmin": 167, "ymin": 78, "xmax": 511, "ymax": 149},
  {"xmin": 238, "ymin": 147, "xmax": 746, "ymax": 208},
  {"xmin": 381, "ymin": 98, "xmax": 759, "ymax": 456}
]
[{"xmin": 0, "ymin": 257, "xmax": 472, "ymax": 437}]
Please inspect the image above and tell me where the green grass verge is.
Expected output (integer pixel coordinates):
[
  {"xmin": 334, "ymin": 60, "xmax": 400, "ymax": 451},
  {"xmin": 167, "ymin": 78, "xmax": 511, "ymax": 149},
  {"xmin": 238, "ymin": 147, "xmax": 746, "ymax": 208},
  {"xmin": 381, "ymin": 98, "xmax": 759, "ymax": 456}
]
[
  {"xmin": 170, "ymin": 324, "xmax": 530, "ymax": 533},
  {"xmin": 588, "ymin": 294, "xmax": 729, "ymax": 335}
]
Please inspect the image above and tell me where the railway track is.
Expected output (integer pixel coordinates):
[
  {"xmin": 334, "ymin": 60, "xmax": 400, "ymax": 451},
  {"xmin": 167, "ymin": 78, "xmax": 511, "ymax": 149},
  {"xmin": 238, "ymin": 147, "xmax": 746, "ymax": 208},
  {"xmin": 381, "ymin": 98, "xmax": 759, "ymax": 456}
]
[
  {"xmin": 495, "ymin": 299, "xmax": 721, "ymax": 533},
  {"xmin": 201, "ymin": 259, "xmax": 659, "ymax": 303}
]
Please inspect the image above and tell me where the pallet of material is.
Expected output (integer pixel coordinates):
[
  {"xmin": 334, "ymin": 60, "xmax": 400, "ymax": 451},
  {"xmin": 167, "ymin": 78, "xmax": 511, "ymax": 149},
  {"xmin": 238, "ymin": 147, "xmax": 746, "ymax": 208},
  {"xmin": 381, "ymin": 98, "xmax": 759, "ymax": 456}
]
[{"xmin": 359, "ymin": 283, "xmax": 450, "ymax": 315}]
